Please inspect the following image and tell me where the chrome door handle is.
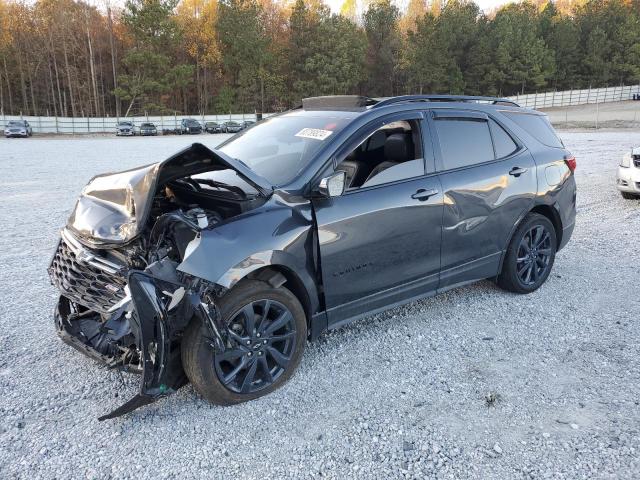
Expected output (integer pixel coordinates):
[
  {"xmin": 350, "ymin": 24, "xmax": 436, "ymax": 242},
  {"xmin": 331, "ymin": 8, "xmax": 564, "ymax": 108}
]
[
  {"xmin": 411, "ymin": 188, "xmax": 439, "ymax": 201},
  {"xmin": 509, "ymin": 167, "xmax": 528, "ymax": 177}
]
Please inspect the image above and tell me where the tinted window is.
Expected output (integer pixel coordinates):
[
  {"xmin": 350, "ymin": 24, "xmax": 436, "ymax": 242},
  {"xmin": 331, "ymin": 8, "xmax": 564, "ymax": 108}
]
[
  {"xmin": 435, "ymin": 118, "xmax": 494, "ymax": 170},
  {"xmin": 218, "ymin": 113, "xmax": 352, "ymax": 186},
  {"xmin": 503, "ymin": 112, "xmax": 563, "ymax": 148},
  {"xmin": 489, "ymin": 119, "xmax": 518, "ymax": 158}
]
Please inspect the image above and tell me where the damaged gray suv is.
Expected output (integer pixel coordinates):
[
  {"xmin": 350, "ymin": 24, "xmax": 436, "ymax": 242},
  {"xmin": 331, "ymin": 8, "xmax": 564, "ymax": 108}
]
[{"xmin": 49, "ymin": 95, "xmax": 577, "ymax": 419}]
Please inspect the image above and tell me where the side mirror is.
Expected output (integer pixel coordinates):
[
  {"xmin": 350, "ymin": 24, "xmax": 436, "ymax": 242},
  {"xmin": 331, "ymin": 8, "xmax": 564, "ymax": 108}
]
[{"xmin": 317, "ymin": 171, "xmax": 346, "ymax": 198}]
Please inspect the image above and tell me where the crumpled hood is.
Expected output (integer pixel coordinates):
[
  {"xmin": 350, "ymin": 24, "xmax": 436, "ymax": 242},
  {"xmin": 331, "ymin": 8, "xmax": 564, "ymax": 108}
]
[{"xmin": 67, "ymin": 143, "xmax": 272, "ymax": 246}]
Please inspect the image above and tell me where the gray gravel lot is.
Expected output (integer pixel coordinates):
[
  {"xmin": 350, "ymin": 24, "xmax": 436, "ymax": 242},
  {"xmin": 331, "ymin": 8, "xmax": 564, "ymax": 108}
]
[{"xmin": 1, "ymin": 132, "xmax": 639, "ymax": 479}]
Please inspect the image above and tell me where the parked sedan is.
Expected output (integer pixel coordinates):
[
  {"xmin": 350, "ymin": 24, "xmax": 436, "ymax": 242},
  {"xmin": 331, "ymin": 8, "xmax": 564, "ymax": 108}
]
[
  {"xmin": 204, "ymin": 121, "xmax": 222, "ymax": 133},
  {"xmin": 241, "ymin": 120, "xmax": 255, "ymax": 130},
  {"xmin": 4, "ymin": 120, "xmax": 32, "ymax": 138},
  {"xmin": 617, "ymin": 147, "xmax": 640, "ymax": 199},
  {"xmin": 222, "ymin": 120, "xmax": 243, "ymax": 133},
  {"xmin": 115, "ymin": 121, "xmax": 135, "ymax": 136},
  {"xmin": 179, "ymin": 118, "xmax": 203, "ymax": 134},
  {"xmin": 139, "ymin": 123, "xmax": 158, "ymax": 136}
]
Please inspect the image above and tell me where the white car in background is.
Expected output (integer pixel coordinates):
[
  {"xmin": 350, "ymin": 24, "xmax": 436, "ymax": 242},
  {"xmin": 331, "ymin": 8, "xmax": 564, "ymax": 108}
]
[
  {"xmin": 617, "ymin": 147, "xmax": 640, "ymax": 199},
  {"xmin": 115, "ymin": 120, "xmax": 136, "ymax": 136},
  {"xmin": 4, "ymin": 120, "xmax": 32, "ymax": 138}
]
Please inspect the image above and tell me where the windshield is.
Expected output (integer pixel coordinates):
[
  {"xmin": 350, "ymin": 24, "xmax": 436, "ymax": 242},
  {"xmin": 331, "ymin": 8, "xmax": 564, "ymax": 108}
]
[
  {"xmin": 8, "ymin": 121, "xmax": 25, "ymax": 126},
  {"xmin": 218, "ymin": 113, "xmax": 352, "ymax": 185},
  {"xmin": 185, "ymin": 119, "xmax": 199, "ymax": 125},
  {"xmin": 141, "ymin": 123, "xmax": 154, "ymax": 128},
  {"xmin": 118, "ymin": 122, "xmax": 132, "ymax": 126}
]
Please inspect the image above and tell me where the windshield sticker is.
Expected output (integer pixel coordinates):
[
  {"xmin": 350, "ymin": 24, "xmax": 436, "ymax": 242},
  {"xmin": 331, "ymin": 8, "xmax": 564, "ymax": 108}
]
[{"xmin": 295, "ymin": 128, "xmax": 333, "ymax": 141}]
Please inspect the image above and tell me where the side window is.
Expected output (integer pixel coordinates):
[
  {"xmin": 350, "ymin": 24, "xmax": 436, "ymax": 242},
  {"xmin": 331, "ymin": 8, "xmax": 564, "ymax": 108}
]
[
  {"xmin": 502, "ymin": 111, "xmax": 563, "ymax": 148},
  {"xmin": 336, "ymin": 119, "xmax": 425, "ymax": 190},
  {"xmin": 434, "ymin": 118, "xmax": 494, "ymax": 170},
  {"xmin": 489, "ymin": 119, "xmax": 518, "ymax": 158}
]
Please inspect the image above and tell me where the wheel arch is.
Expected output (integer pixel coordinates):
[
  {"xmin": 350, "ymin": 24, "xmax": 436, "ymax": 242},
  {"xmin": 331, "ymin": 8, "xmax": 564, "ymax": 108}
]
[
  {"xmin": 245, "ymin": 265, "xmax": 314, "ymax": 328},
  {"xmin": 498, "ymin": 202, "xmax": 563, "ymax": 274},
  {"xmin": 529, "ymin": 204, "xmax": 563, "ymax": 248}
]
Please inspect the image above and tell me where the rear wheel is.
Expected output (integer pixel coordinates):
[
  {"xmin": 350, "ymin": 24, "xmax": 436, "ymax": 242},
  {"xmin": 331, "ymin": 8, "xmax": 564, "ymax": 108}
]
[
  {"xmin": 182, "ymin": 280, "xmax": 307, "ymax": 405},
  {"xmin": 497, "ymin": 213, "xmax": 557, "ymax": 294}
]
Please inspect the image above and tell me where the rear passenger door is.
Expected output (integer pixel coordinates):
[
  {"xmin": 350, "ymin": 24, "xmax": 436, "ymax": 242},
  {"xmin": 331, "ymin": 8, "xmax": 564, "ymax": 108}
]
[{"xmin": 429, "ymin": 109, "xmax": 536, "ymax": 290}]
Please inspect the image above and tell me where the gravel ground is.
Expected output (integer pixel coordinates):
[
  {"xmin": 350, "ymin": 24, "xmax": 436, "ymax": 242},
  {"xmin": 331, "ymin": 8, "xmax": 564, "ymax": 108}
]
[{"xmin": 1, "ymin": 132, "xmax": 639, "ymax": 479}]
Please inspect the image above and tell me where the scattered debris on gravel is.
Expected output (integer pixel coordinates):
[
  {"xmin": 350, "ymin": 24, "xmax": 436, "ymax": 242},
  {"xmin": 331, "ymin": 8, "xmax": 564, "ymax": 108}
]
[{"xmin": 1, "ymin": 132, "xmax": 639, "ymax": 478}]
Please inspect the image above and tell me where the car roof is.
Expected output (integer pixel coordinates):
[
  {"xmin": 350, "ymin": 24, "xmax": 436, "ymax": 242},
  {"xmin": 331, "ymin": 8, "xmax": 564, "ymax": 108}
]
[{"xmin": 289, "ymin": 94, "xmax": 538, "ymax": 117}]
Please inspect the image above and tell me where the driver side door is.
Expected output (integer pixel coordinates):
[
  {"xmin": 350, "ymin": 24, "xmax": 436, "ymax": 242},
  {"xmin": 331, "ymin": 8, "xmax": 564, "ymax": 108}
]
[{"xmin": 311, "ymin": 112, "xmax": 444, "ymax": 327}]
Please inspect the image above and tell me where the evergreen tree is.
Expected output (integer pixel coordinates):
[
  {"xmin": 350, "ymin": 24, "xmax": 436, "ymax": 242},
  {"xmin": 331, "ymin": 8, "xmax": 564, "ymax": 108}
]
[
  {"xmin": 363, "ymin": 0, "xmax": 401, "ymax": 96},
  {"xmin": 115, "ymin": 0, "xmax": 193, "ymax": 114}
]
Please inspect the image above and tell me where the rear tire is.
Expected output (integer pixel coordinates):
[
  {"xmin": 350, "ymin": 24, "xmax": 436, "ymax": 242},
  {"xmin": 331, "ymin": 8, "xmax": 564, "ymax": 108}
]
[
  {"xmin": 182, "ymin": 280, "xmax": 307, "ymax": 405},
  {"xmin": 497, "ymin": 213, "xmax": 557, "ymax": 294},
  {"xmin": 621, "ymin": 191, "xmax": 639, "ymax": 200}
]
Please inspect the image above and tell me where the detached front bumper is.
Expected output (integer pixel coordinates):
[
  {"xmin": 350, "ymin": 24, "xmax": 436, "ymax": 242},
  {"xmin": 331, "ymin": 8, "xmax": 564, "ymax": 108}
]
[
  {"xmin": 54, "ymin": 272, "xmax": 189, "ymax": 420},
  {"xmin": 50, "ymin": 230, "xmax": 226, "ymax": 420}
]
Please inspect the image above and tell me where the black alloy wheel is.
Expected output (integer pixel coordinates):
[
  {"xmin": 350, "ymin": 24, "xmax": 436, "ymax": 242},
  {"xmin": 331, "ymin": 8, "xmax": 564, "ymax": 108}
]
[
  {"xmin": 516, "ymin": 225, "xmax": 553, "ymax": 286},
  {"xmin": 215, "ymin": 299, "xmax": 296, "ymax": 394},
  {"xmin": 497, "ymin": 213, "xmax": 557, "ymax": 294},
  {"xmin": 181, "ymin": 279, "xmax": 306, "ymax": 405}
]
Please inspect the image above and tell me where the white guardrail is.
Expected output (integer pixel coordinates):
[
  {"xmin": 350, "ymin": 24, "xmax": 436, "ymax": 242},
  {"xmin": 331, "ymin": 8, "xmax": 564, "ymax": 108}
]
[
  {"xmin": 508, "ymin": 84, "xmax": 640, "ymax": 109},
  {"xmin": 2, "ymin": 84, "xmax": 640, "ymax": 134}
]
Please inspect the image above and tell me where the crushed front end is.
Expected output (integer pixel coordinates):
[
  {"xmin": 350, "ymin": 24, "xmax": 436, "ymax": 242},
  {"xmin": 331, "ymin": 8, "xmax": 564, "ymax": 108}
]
[
  {"xmin": 49, "ymin": 217, "xmax": 226, "ymax": 420},
  {"xmin": 47, "ymin": 144, "xmax": 271, "ymax": 419}
]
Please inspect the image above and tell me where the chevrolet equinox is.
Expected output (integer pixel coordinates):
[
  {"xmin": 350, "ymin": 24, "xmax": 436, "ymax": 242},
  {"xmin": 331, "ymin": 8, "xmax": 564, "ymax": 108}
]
[{"xmin": 48, "ymin": 95, "xmax": 577, "ymax": 419}]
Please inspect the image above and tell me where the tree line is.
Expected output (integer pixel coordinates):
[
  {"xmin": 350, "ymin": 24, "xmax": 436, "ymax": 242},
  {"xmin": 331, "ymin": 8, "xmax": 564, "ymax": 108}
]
[{"xmin": 0, "ymin": 0, "xmax": 639, "ymax": 117}]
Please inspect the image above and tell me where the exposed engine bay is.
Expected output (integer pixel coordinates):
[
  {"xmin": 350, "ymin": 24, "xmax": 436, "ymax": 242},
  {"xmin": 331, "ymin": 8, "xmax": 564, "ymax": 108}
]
[{"xmin": 48, "ymin": 144, "xmax": 272, "ymax": 420}]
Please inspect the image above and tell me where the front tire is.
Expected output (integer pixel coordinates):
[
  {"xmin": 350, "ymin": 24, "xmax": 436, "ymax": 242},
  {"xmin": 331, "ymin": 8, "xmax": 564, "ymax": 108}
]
[
  {"xmin": 497, "ymin": 213, "xmax": 557, "ymax": 294},
  {"xmin": 182, "ymin": 280, "xmax": 307, "ymax": 405},
  {"xmin": 621, "ymin": 191, "xmax": 639, "ymax": 200}
]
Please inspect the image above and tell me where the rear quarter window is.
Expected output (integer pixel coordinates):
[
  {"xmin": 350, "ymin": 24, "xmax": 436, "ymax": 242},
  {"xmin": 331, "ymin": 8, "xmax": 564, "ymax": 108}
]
[
  {"xmin": 489, "ymin": 119, "xmax": 518, "ymax": 158},
  {"xmin": 434, "ymin": 118, "xmax": 494, "ymax": 170},
  {"xmin": 503, "ymin": 112, "xmax": 563, "ymax": 148}
]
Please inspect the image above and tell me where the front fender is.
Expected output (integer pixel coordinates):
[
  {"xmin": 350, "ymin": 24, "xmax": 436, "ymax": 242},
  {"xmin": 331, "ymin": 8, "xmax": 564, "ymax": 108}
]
[{"xmin": 176, "ymin": 194, "xmax": 320, "ymax": 313}]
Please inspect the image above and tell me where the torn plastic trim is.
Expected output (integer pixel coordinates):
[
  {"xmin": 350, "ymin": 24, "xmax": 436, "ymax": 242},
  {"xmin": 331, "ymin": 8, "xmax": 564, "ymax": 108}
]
[
  {"xmin": 97, "ymin": 271, "xmax": 227, "ymax": 420},
  {"xmin": 55, "ymin": 257, "xmax": 229, "ymax": 420},
  {"xmin": 98, "ymin": 271, "xmax": 187, "ymax": 420}
]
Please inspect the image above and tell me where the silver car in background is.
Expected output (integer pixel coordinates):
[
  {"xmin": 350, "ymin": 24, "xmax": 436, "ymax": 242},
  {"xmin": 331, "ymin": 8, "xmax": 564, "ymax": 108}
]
[
  {"xmin": 617, "ymin": 147, "xmax": 640, "ymax": 199},
  {"xmin": 115, "ymin": 121, "xmax": 135, "ymax": 136},
  {"xmin": 4, "ymin": 120, "xmax": 32, "ymax": 138}
]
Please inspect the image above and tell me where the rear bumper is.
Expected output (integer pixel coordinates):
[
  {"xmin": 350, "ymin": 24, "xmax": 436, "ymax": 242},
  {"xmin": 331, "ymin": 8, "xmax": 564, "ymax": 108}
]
[{"xmin": 559, "ymin": 221, "xmax": 575, "ymax": 251}]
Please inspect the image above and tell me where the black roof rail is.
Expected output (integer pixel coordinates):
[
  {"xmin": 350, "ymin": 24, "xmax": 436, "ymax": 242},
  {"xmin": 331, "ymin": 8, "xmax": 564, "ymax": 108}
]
[{"xmin": 372, "ymin": 95, "xmax": 520, "ymax": 108}]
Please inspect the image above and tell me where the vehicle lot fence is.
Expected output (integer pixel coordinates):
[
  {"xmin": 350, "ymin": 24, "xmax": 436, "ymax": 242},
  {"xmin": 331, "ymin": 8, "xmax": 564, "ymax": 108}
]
[
  {"xmin": 2, "ymin": 84, "xmax": 640, "ymax": 134},
  {"xmin": 508, "ymin": 84, "xmax": 640, "ymax": 108}
]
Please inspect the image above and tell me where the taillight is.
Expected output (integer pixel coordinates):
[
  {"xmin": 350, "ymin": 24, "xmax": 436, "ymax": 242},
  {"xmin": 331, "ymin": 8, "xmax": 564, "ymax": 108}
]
[{"xmin": 564, "ymin": 155, "xmax": 576, "ymax": 172}]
